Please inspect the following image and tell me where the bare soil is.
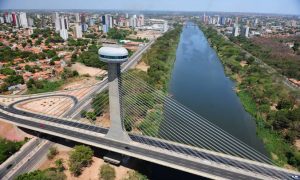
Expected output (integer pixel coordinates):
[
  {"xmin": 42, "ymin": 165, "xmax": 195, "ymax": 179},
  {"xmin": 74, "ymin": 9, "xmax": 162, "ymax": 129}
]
[
  {"xmin": 0, "ymin": 120, "xmax": 31, "ymax": 141},
  {"xmin": 135, "ymin": 61, "xmax": 149, "ymax": 72},
  {"xmin": 71, "ymin": 63, "xmax": 107, "ymax": 77},
  {"xmin": 39, "ymin": 145, "xmax": 131, "ymax": 180}
]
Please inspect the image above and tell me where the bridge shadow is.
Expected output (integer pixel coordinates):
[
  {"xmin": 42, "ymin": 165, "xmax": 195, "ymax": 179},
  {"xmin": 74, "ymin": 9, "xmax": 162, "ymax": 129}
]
[{"xmin": 20, "ymin": 127, "xmax": 207, "ymax": 180}]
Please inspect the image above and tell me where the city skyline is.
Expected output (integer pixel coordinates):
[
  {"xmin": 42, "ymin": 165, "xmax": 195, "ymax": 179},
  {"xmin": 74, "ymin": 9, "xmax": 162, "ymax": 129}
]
[{"xmin": 1, "ymin": 0, "xmax": 300, "ymax": 15}]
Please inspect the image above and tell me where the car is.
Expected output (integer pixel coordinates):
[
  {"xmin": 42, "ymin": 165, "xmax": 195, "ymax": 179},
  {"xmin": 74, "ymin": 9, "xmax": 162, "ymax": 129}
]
[
  {"xmin": 39, "ymin": 124, "xmax": 45, "ymax": 129},
  {"xmin": 6, "ymin": 164, "xmax": 13, "ymax": 169},
  {"xmin": 291, "ymin": 175, "xmax": 300, "ymax": 180},
  {"xmin": 124, "ymin": 146, "xmax": 130, "ymax": 150}
]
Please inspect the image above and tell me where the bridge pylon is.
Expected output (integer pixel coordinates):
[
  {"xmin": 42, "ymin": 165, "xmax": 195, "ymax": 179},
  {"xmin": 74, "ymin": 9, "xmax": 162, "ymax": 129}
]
[{"xmin": 99, "ymin": 46, "xmax": 131, "ymax": 143}]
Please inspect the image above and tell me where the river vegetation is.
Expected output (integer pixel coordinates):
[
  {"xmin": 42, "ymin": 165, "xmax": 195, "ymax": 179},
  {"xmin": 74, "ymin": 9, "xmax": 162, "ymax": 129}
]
[
  {"xmin": 121, "ymin": 24, "xmax": 182, "ymax": 136},
  {"xmin": 199, "ymin": 23, "xmax": 300, "ymax": 170}
]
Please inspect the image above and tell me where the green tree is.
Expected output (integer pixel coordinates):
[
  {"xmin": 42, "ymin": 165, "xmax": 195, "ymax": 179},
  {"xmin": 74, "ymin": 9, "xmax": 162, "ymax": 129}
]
[
  {"xmin": 99, "ymin": 164, "xmax": 115, "ymax": 180},
  {"xmin": 86, "ymin": 111, "xmax": 97, "ymax": 121},
  {"xmin": 0, "ymin": 67, "xmax": 16, "ymax": 75},
  {"xmin": 92, "ymin": 91, "xmax": 109, "ymax": 116},
  {"xmin": 277, "ymin": 99, "xmax": 294, "ymax": 110},
  {"xmin": 55, "ymin": 158, "xmax": 65, "ymax": 172},
  {"xmin": 0, "ymin": 138, "xmax": 25, "ymax": 163},
  {"xmin": 68, "ymin": 145, "xmax": 93, "ymax": 176},
  {"xmin": 4, "ymin": 75, "xmax": 24, "ymax": 86}
]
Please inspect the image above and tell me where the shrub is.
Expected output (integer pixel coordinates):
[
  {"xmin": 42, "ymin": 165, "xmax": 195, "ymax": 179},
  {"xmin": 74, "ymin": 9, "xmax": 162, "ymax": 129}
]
[
  {"xmin": 99, "ymin": 164, "xmax": 115, "ymax": 180},
  {"xmin": 47, "ymin": 146, "xmax": 58, "ymax": 160}
]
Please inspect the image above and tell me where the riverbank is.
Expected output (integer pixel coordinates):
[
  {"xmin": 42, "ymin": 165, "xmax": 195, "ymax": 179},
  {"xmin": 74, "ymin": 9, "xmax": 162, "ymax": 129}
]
[
  {"xmin": 142, "ymin": 25, "xmax": 182, "ymax": 91},
  {"xmin": 199, "ymin": 23, "xmax": 300, "ymax": 170},
  {"xmin": 121, "ymin": 25, "xmax": 183, "ymax": 136}
]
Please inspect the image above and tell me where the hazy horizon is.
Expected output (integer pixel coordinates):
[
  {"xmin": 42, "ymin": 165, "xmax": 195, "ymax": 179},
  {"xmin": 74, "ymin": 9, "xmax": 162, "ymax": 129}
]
[{"xmin": 1, "ymin": 0, "xmax": 300, "ymax": 15}]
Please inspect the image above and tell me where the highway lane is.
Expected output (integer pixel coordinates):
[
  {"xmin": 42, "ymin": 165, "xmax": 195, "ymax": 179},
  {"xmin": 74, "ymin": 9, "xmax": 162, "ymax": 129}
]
[
  {"xmin": 4, "ymin": 141, "xmax": 54, "ymax": 180},
  {"xmin": 0, "ymin": 110, "xmax": 260, "ymax": 180},
  {"xmin": 0, "ymin": 94, "xmax": 78, "ymax": 179},
  {"xmin": 1, "ymin": 103, "xmax": 299, "ymax": 179},
  {"xmin": 0, "ymin": 138, "xmax": 41, "ymax": 178}
]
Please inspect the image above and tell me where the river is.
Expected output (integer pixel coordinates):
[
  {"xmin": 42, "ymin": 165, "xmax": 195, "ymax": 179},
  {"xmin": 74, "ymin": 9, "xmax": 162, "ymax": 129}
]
[{"xmin": 167, "ymin": 22, "xmax": 267, "ymax": 155}]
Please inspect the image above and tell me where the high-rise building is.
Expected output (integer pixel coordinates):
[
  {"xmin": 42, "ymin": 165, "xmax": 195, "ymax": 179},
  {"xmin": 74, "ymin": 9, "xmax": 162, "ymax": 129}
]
[
  {"xmin": 253, "ymin": 18, "xmax": 259, "ymax": 27},
  {"xmin": 53, "ymin": 12, "xmax": 60, "ymax": 32},
  {"xmin": 73, "ymin": 23, "xmax": 82, "ymax": 39},
  {"xmin": 101, "ymin": 14, "xmax": 111, "ymax": 32},
  {"xmin": 4, "ymin": 12, "xmax": 11, "ymax": 23},
  {"xmin": 27, "ymin": 17, "xmax": 34, "ymax": 27},
  {"xmin": 139, "ymin": 15, "xmax": 145, "ymax": 26},
  {"xmin": 12, "ymin": 12, "xmax": 17, "ymax": 26},
  {"xmin": 80, "ymin": 13, "xmax": 86, "ymax": 24},
  {"xmin": 89, "ymin": 18, "xmax": 95, "ymax": 26},
  {"xmin": 130, "ymin": 15, "xmax": 137, "ymax": 28},
  {"xmin": 109, "ymin": 16, "xmax": 113, "ymax": 28},
  {"xmin": 60, "ymin": 29, "xmax": 68, "ymax": 41},
  {"xmin": 232, "ymin": 24, "xmax": 239, "ymax": 37},
  {"xmin": 75, "ymin": 13, "xmax": 80, "ymax": 23},
  {"xmin": 19, "ymin": 12, "xmax": 28, "ymax": 28},
  {"xmin": 101, "ymin": 15, "xmax": 106, "ymax": 25},
  {"xmin": 220, "ymin": 17, "xmax": 226, "ymax": 25},
  {"xmin": 82, "ymin": 23, "xmax": 88, "ymax": 32},
  {"xmin": 0, "ymin": 17, "xmax": 4, "ymax": 24},
  {"xmin": 58, "ymin": 16, "xmax": 69, "ymax": 40},
  {"xmin": 241, "ymin": 26, "xmax": 250, "ymax": 38},
  {"xmin": 216, "ymin": 16, "xmax": 220, "ymax": 25},
  {"xmin": 102, "ymin": 24, "xmax": 108, "ymax": 33},
  {"xmin": 41, "ymin": 15, "xmax": 46, "ymax": 28},
  {"xmin": 235, "ymin": 17, "xmax": 239, "ymax": 24}
]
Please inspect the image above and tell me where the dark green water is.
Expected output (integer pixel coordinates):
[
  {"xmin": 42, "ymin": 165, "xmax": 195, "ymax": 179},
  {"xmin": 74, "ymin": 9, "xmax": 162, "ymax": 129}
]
[{"xmin": 168, "ymin": 22, "xmax": 266, "ymax": 154}]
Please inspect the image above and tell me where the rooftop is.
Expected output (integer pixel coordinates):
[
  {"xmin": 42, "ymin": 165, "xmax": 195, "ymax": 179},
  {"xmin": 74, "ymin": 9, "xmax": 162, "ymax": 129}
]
[{"xmin": 98, "ymin": 46, "xmax": 128, "ymax": 57}]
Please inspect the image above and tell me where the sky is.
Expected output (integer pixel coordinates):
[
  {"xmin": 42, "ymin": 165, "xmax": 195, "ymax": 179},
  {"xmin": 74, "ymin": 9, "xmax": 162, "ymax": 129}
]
[{"xmin": 0, "ymin": 0, "xmax": 300, "ymax": 15}]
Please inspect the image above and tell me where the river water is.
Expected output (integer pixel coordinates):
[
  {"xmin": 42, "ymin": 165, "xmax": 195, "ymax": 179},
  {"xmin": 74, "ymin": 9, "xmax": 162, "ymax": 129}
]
[{"xmin": 167, "ymin": 22, "xmax": 267, "ymax": 154}]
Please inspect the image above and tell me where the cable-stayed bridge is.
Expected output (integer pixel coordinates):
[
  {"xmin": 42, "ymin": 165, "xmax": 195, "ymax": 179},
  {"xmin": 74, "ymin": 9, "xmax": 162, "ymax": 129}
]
[{"xmin": 0, "ymin": 44, "xmax": 299, "ymax": 180}]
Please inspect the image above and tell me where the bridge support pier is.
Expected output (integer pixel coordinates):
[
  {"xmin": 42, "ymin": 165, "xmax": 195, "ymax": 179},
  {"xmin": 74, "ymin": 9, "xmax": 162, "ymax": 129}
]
[
  {"xmin": 99, "ymin": 47, "xmax": 131, "ymax": 143},
  {"xmin": 106, "ymin": 63, "xmax": 131, "ymax": 142}
]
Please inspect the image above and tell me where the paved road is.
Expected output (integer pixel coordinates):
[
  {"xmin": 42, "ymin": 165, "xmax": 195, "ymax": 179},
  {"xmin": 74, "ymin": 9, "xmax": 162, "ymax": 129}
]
[
  {"xmin": 0, "ymin": 101, "xmax": 299, "ymax": 180},
  {"xmin": 0, "ymin": 138, "xmax": 41, "ymax": 178},
  {"xmin": 4, "ymin": 141, "xmax": 53, "ymax": 180},
  {"xmin": 0, "ymin": 94, "xmax": 78, "ymax": 179}
]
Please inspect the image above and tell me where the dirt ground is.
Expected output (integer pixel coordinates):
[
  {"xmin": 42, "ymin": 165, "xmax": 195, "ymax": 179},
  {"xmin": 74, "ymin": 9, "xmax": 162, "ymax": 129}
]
[
  {"xmin": 135, "ymin": 61, "xmax": 149, "ymax": 72},
  {"xmin": 0, "ymin": 120, "xmax": 31, "ymax": 141},
  {"xmin": 127, "ymin": 30, "xmax": 162, "ymax": 40},
  {"xmin": 295, "ymin": 139, "xmax": 300, "ymax": 151},
  {"xmin": 71, "ymin": 63, "xmax": 107, "ymax": 77},
  {"xmin": 16, "ymin": 97, "xmax": 74, "ymax": 117},
  {"xmin": 39, "ymin": 144, "xmax": 132, "ymax": 180},
  {"xmin": 240, "ymin": 61, "xmax": 248, "ymax": 67},
  {"xmin": 61, "ymin": 77, "xmax": 99, "ymax": 90}
]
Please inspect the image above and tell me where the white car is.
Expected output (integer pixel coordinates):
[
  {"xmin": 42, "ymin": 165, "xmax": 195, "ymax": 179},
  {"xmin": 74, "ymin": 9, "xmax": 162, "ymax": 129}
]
[{"xmin": 291, "ymin": 175, "xmax": 300, "ymax": 180}]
